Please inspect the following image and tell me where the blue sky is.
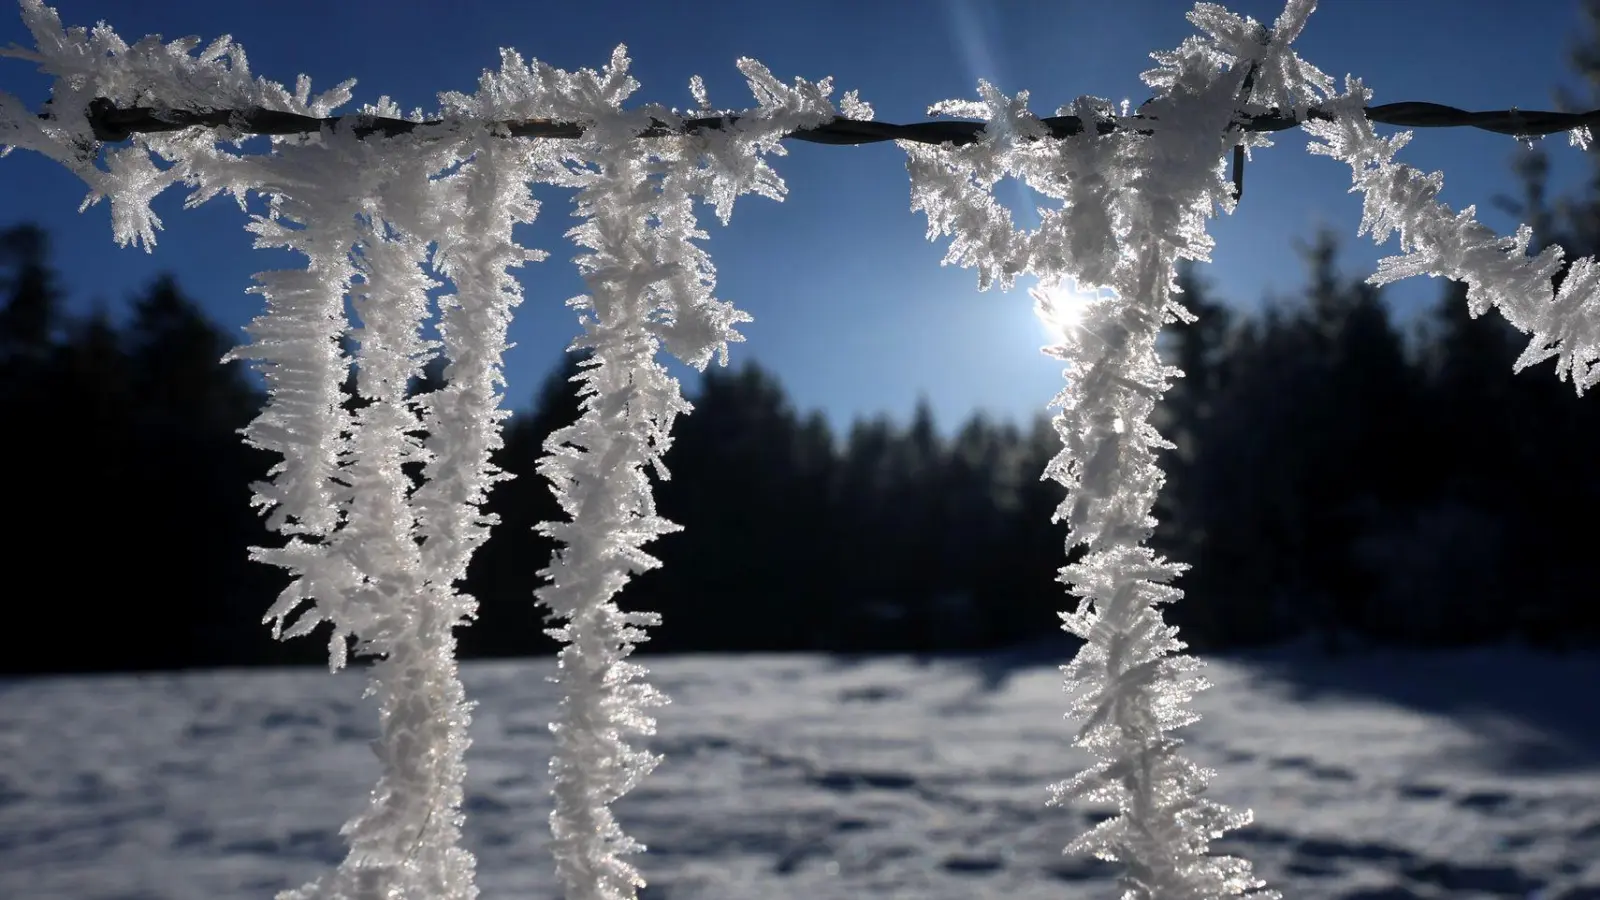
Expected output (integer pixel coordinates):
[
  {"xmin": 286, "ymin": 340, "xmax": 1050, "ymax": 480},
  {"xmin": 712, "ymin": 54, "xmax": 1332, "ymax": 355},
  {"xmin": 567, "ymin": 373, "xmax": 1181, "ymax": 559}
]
[{"xmin": 0, "ymin": 0, "xmax": 1593, "ymax": 434}]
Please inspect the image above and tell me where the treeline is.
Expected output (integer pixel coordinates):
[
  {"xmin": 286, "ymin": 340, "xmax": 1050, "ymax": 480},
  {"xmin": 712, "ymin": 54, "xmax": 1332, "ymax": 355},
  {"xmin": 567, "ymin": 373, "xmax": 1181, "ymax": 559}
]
[
  {"xmin": 1156, "ymin": 228, "xmax": 1600, "ymax": 651},
  {"xmin": 0, "ymin": 225, "xmax": 304, "ymax": 672},
  {"xmin": 459, "ymin": 355, "xmax": 1068, "ymax": 659},
  {"xmin": 0, "ymin": 220, "xmax": 1069, "ymax": 674},
  {"xmin": 4, "ymin": 178, "xmax": 1600, "ymax": 673},
  {"xmin": 464, "ymin": 225, "xmax": 1600, "ymax": 660}
]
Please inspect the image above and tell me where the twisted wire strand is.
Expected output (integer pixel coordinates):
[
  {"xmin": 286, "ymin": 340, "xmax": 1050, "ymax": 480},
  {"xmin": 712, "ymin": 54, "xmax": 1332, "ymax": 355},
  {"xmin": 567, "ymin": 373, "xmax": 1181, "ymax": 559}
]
[
  {"xmin": 29, "ymin": 98, "xmax": 1598, "ymax": 203},
  {"xmin": 72, "ymin": 97, "xmax": 1596, "ymax": 145}
]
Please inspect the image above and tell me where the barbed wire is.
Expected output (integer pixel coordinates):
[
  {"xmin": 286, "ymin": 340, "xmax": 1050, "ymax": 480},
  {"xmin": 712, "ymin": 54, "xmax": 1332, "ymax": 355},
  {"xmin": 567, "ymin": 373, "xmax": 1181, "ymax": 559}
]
[
  {"xmin": 75, "ymin": 97, "xmax": 1595, "ymax": 144},
  {"xmin": 33, "ymin": 97, "xmax": 1600, "ymax": 203}
]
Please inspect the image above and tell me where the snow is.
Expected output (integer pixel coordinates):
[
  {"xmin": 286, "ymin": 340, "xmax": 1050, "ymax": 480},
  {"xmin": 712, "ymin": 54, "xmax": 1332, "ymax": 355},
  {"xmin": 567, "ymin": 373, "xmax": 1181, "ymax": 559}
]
[{"xmin": 3, "ymin": 644, "xmax": 1596, "ymax": 900}]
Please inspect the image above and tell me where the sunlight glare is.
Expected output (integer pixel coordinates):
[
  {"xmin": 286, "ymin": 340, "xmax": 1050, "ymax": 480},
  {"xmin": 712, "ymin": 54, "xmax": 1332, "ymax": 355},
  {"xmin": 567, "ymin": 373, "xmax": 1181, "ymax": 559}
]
[{"xmin": 1032, "ymin": 277, "xmax": 1097, "ymax": 346}]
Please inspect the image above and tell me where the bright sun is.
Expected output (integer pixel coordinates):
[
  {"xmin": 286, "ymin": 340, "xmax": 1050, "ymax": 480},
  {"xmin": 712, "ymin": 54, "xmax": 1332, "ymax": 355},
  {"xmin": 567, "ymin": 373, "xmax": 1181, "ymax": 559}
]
[{"xmin": 1032, "ymin": 277, "xmax": 1096, "ymax": 345}]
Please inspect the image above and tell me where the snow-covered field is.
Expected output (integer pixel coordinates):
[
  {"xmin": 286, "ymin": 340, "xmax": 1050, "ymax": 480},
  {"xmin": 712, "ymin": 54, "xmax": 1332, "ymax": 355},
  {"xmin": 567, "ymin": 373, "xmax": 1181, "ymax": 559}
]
[{"xmin": 1, "ymin": 643, "xmax": 1596, "ymax": 900}]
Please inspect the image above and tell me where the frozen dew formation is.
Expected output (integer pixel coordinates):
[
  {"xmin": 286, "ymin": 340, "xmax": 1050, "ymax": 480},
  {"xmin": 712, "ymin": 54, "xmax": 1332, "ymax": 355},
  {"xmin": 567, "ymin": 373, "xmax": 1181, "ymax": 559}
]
[{"xmin": 1, "ymin": 0, "xmax": 1596, "ymax": 897}]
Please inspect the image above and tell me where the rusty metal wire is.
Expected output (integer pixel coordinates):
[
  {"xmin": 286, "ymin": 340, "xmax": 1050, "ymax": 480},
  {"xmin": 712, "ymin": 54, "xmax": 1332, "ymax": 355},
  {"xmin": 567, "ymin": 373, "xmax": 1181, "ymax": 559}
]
[{"xmin": 43, "ymin": 97, "xmax": 1600, "ymax": 203}]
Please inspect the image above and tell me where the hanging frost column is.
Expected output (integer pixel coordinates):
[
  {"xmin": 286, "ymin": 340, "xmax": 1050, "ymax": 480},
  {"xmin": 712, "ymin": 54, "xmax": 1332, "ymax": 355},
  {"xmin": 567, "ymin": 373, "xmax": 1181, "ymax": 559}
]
[
  {"xmin": 247, "ymin": 125, "xmax": 490, "ymax": 900},
  {"xmin": 904, "ymin": 2, "xmax": 1328, "ymax": 896},
  {"xmin": 201, "ymin": 78, "xmax": 553, "ymax": 900},
  {"xmin": 520, "ymin": 47, "xmax": 858, "ymax": 899},
  {"xmin": 414, "ymin": 121, "xmax": 547, "ymax": 593},
  {"xmin": 0, "ymin": 8, "xmax": 497, "ymax": 896}
]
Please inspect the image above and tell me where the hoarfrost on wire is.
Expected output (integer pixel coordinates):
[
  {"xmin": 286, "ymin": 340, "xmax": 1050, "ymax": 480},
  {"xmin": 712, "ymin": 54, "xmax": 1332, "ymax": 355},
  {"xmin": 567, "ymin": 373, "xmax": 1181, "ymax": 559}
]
[
  {"xmin": 1303, "ymin": 79, "xmax": 1600, "ymax": 393},
  {"xmin": 904, "ymin": 0, "xmax": 1600, "ymax": 895},
  {"xmin": 0, "ymin": 2, "xmax": 870, "ymax": 897},
  {"xmin": 505, "ymin": 46, "xmax": 856, "ymax": 900},
  {"xmin": 902, "ymin": 2, "xmax": 1332, "ymax": 896},
  {"xmin": 3, "ymin": 0, "xmax": 1600, "ymax": 899}
]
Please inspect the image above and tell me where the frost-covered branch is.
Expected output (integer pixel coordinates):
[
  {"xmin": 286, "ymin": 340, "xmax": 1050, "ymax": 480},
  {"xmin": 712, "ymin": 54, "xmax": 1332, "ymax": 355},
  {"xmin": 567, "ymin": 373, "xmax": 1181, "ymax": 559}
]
[{"xmin": 1304, "ymin": 84, "xmax": 1600, "ymax": 393}]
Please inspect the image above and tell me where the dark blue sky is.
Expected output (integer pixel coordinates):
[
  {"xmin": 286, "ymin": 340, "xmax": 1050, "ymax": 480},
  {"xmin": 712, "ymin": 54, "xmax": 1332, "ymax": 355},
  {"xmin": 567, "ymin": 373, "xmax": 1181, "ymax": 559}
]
[{"xmin": 0, "ymin": 0, "xmax": 1591, "ymax": 434}]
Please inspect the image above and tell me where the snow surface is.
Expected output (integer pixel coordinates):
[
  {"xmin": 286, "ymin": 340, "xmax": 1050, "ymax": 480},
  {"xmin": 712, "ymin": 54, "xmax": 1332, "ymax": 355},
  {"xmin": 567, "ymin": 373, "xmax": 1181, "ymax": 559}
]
[{"xmin": 1, "ymin": 643, "xmax": 1596, "ymax": 900}]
